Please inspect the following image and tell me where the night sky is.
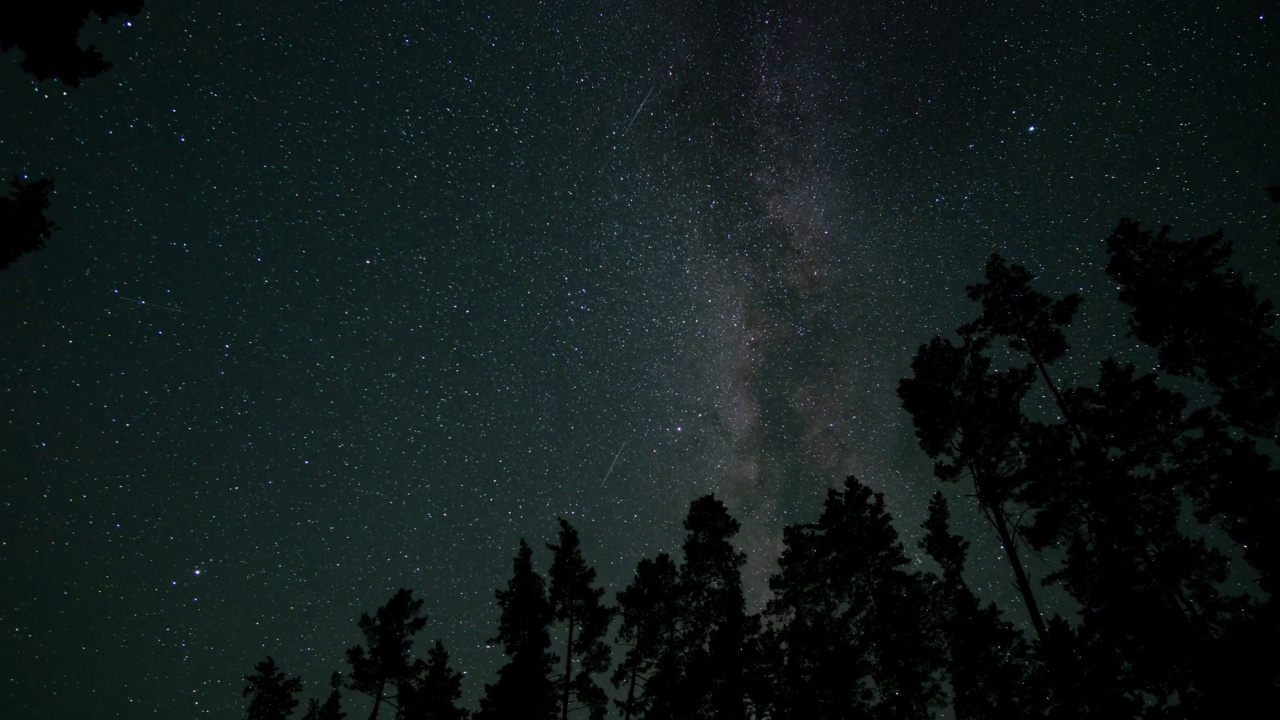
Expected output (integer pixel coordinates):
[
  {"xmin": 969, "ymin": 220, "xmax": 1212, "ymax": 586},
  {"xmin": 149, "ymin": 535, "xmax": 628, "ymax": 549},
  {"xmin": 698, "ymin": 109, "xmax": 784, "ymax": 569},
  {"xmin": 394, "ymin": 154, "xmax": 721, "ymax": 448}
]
[{"xmin": 2, "ymin": 2, "xmax": 1277, "ymax": 718}]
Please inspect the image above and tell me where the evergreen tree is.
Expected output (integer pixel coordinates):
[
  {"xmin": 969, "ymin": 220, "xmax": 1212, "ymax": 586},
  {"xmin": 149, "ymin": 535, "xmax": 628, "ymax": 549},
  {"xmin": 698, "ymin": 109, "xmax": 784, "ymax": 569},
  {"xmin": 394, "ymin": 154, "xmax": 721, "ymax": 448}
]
[
  {"xmin": 301, "ymin": 673, "xmax": 345, "ymax": 720},
  {"xmin": 398, "ymin": 640, "xmax": 468, "ymax": 720},
  {"xmin": 1106, "ymin": 219, "xmax": 1280, "ymax": 440},
  {"xmin": 668, "ymin": 494, "xmax": 755, "ymax": 720},
  {"xmin": 897, "ymin": 334, "xmax": 1048, "ymax": 642},
  {"xmin": 612, "ymin": 553, "xmax": 681, "ymax": 720},
  {"xmin": 477, "ymin": 539, "xmax": 557, "ymax": 720},
  {"xmin": 345, "ymin": 588, "xmax": 429, "ymax": 720},
  {"xmin": 243, "ymin": 656, "xmax": 303, "ymax": 720},
  {"xmin": 920, "ymin": 492, "xmax": 1035, "ymax": 720},
  {"xmin": 547, "ymin": 519, "xmax": 614, "ymax": 720},
  {"xmin": 767, "ymin": 476, "xmax": 944, "ymax": 720}
]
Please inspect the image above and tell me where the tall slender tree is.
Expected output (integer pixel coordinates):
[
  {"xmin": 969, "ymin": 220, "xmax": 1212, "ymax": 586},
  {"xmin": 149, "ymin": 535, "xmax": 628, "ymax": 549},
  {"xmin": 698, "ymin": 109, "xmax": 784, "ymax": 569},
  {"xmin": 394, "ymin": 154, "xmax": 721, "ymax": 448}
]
[
  {"xmin": 768, "ymin": 476, "xmax": 944, "ymax": 720},
  {"xmin": 345, "ymin": 588, "xmax": 429, "ymax": 720},
  {"xmin": 243, "ymin": 656, "xmax": 303, "ymax": 720},
  {"xmin": 920, "ymin": 492, "xmax": 1035, "ymax": 720},
  {"xmin": 612, "ymin": 553, "xmax": 681, "ymax": 720},
  {"xmin": 897, "ymin": 335, "xmax": 1048, "ymax": 643},
  {"xmin": 477, "ymin": 540, "xmax": 557, "ymax": 720},
  {"xmin": 960, "ymin": 254, "xmax": 1083, "ymax": 435},
  {"xmin": 671, "ymin": 495, "xmax": 754, "ymax": 720},
  {"xmin": 547, "ymin": 519, "xmax": 614, "ymax": 720}
]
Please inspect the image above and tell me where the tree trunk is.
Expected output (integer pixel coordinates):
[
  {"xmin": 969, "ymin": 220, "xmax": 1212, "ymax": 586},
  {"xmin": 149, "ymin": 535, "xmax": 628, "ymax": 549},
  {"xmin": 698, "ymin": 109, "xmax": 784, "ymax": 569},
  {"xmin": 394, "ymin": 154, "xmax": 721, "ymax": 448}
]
[
  {"xmin": 989, "ymin": 504, "xmax": 1049, "ymax": 644},
  {"xmin": 561, "ymin": 616, "xmax": 575, "ymax": 720}
]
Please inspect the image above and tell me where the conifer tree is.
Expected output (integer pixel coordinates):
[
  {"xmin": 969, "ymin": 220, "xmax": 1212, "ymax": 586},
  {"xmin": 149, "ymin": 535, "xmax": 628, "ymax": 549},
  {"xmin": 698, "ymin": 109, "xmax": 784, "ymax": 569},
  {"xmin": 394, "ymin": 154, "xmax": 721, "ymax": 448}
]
[
  {"xmin": 243, "ymin": 656, "xmax": 303, "ymax": 720},
  {"xmin": 897, "ymin": 335, "xmax": 1048, "ymax": 643},
  {"xmin": 398, "ymin": 640, "xmax": 468, "ymax": 720},
  {"xmin": 1106, "ymin": 219, "xmax": 1280, "ymax": 440},
  {"xmin": 612, "ymin": 553, "xmax": 681, "ymax": 720},
  {"xmin": 768, "ymin": 476, "xmax": 944, "ymax": 720},
  {"xmin": 920, "ymin": 492, "xmax": 1034, "ymax": 720},
  {"xmin": 477, "ymin": 540, "xmax": 557, "ymax": 720},
  {"xmin": 547, "ymin": 519, "xmax": 614, "ymax": 720},
  {"xmin": 301, "ymin": 673, "xmax": 345, "ymax": 720},
  {"xmin": 345, "ymin": 588, "xmax": 429, "ymax": 720},
  {"xmin": 670, "ymin": 495, "xmax": 754, "ymax": 720}
]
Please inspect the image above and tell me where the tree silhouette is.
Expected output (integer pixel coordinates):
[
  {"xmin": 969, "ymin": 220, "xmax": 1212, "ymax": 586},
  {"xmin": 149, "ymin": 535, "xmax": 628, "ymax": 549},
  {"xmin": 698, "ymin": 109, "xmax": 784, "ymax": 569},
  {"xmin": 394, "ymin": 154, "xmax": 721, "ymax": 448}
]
[
  {"xmin": 3, "ymin": 3, "xmax": 143, "ymax": 271},
  {"xmin": 919, "ymin": 492, "xmax": 1035, "ymax": 720},
  {"xmin": 666, "ymin": 494, "xmax": 755, "ymax": 720},
  {"xmin": 345, "ymin": 588, "xmax": 429, "ymax": 720},
  {"xmin": 477, "ymin": 539, "xmax": 557, "ymax": 720},
  {"xmin": 300, "ymin": 673, "xmax": 345, "ymax": 720},
  {"xmin": 612, "ymin": 553, "xmax": 680, "ymax": 720},
  {"xmin": 1, "ymin": 1, "xmax": 143, "ymax": 86},
  {"xmin": 547, "ymin": 519, "xmax": 614, "ymax": 720},
  {"xmin": 960, "ymin": 254, "xmax": 1082, "ymax": 429},
  {"xmin": 1, "ymin": 176, "xmax": 57, "ymax": 272},
  {"xmin": 897, "ymin": 334, "xmax": 1048, "ymax": 642},
  {"xmin": 1106, "ymin": 219, "xmax": 1280, "ymax": 441},
  {"xmin": 243, "ymin": 656, "xmax": 303, "ymax": 720},
  {"xmin": 397, "ymin": 640, "xmax": 468, "ymax": 720},
  {"xmin": 1019, "ymin": 360, "xmax": 1234, "ymax": 704},
  {"xmin": 767, "ymin": 476, "xmax": 944, "ymax": 720}
]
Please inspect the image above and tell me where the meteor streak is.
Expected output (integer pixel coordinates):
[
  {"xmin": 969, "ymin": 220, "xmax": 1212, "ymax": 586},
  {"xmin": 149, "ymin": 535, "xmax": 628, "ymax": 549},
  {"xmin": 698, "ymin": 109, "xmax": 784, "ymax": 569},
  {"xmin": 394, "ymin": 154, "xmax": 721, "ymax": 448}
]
[{"xmin": 599, "ymin": 438, "xmax": 630, "ymax": 487}]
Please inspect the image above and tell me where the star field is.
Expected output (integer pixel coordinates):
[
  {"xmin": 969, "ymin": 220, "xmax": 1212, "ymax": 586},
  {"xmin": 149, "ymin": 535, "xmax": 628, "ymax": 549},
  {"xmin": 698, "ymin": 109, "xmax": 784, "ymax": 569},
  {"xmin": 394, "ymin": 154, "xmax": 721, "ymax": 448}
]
[{"xmin": 2, "ymin": 2, "xmax": 1277, "ymax": 718}]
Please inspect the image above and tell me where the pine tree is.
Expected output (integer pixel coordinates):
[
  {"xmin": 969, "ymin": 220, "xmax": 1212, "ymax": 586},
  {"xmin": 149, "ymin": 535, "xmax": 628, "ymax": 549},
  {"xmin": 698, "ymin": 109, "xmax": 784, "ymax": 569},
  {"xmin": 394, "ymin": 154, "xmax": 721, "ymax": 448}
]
[
  {"xmin": 897, "ymin": 334, "xmax": 1048, "ymax": 643},
  {"xmin": 301, "ymin": 673, "xmax": 345, "ymax": 720},
  {"xmin": 398, "ymin": 640, "xmax": 468, "ymax": 720},
  {"xmin": 767, "ymin": 476, "xmax": 944, "ymax": 720},
  {"xmin": 668, "ymin": 494, "xmax": 754, "ymax": 720},
  {"xmin": 1106, "ymin": 219, "xmax": 1280, "ymax": 440},
  {"xmin": 959, "ymin": 254, "xmax": 1083, "ymax": 432},
  {"xmin": 612, "ymin": 553, "xmax": 681, "ymax": 720},
  {"xmin": 345, "ymin": 588, "xmax": 429, "ymax": 720},
  {"xmin": 920, "ymin": 492, "xmax": 1035, "ymax": 720},
  {"xmin": 547, "ymin": 519, "xmax": 614, "ymax": 720},
  {"xmin": 477, "ymin": 539, "xmax": 557, "ymax": 720},
  {"xmin": 243, "ymin": 656, "xmax": 303, "ymax": 720}
]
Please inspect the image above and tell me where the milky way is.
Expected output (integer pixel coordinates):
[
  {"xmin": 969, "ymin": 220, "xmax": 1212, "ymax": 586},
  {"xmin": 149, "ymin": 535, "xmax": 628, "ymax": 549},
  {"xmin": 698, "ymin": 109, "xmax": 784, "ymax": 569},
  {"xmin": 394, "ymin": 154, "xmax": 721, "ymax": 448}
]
[{"xmin": 2, "ymin": 2, "xmax": 1276, "ymax": 718}]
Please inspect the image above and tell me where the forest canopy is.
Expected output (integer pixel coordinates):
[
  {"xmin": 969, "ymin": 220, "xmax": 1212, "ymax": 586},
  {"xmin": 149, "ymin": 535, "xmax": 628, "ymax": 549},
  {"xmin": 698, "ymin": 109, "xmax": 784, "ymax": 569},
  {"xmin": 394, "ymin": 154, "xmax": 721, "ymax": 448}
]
[{"xmin": 241, "ymin": 218, "xmax": 1279, "ymax": 720}]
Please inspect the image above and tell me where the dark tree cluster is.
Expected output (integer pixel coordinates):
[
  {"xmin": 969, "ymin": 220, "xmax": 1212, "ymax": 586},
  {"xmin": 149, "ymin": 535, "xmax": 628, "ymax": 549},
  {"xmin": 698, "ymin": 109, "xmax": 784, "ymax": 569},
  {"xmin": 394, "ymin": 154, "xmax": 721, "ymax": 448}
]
[
  {"xmin": 243, "ymin": 219, "xmax": 1277, "ymax": 719},
  {"xmin": 2, "ymin": 2, "xmax": 145, "ymax": 276},
  {"xmin": 899, "ymin": 218, "xmax": 1280, "ymax": 718},
  {"xmin": 1, "ymin": 1, "xmax": 143, "ymax": 87}
]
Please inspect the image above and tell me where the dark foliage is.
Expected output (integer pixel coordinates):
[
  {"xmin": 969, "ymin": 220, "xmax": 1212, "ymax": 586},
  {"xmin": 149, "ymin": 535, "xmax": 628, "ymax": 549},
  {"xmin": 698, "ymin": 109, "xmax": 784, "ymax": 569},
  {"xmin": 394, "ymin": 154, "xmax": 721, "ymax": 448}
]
[
  {"xmin": 398, "ymin": 641, "xmax": 468, "ymax": 720},
  {"xmin": 300, "ymin": 673, "xmax": 345, "ymax": 720},
  {"xmin": 547, "ymin": 519, "xmax": 614, "ymax": 720},
  {"xmin": 1106, "ymin": 219, "xmax": 1280, "ymax": 440},
  {"xmin": 612, "ymin": 553, "xmax": 680, "ymax": 720},
  {"xmin": 345, "ymin": 588, "xmax": 429, "ymax": 720},
  {"xmin": 1, "ymin": 176, "xmax": 58, "ymax": 272},
  {"xmin": 897, "ymin": 334, "xmax": 1049, "ymax": 642},
  {"xmin": 1, "ymin": 1, "xmax": 143, "ymax": 86},
  {"xmin": 477, "ymin": 539, "xmax": 557, "ymax": 720},
  {"xmin": 244, "ymin": 656, "xmax": 303, "ymax": 720},
  {"xmin": 920, "ymin": 493, "xmax": 1036, "ymax": 720},
  {"xmin": 667, "ymin": 495, "xmax": 755, "ymax": 720},
  {"xmin": 767, "ymin": 476, "xmax": 945, "ymax": 720}
]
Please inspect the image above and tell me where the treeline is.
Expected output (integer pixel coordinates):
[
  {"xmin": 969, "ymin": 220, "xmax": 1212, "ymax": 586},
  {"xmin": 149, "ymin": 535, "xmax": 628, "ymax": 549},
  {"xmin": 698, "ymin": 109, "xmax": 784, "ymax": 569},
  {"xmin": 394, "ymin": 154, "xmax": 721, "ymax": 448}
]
[{"xmin": 243, "ymin": 219, "xmax": 1279, "ymax": 720}]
